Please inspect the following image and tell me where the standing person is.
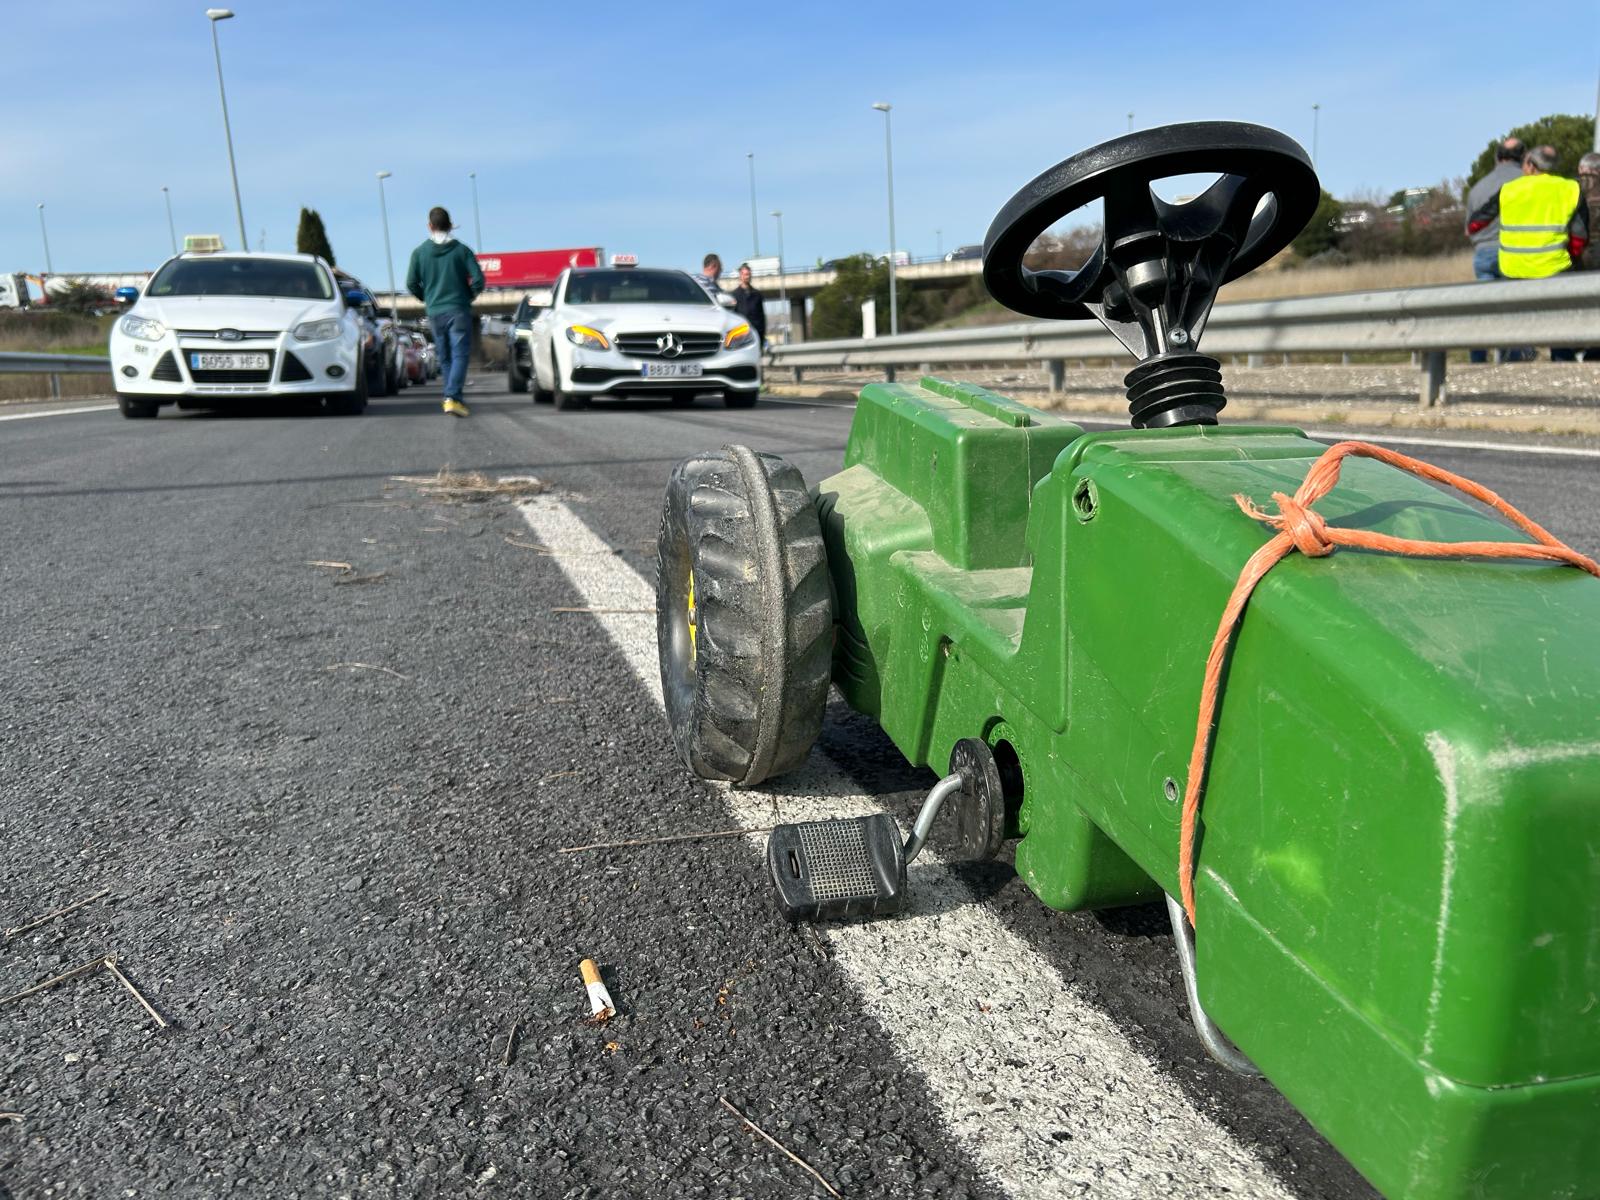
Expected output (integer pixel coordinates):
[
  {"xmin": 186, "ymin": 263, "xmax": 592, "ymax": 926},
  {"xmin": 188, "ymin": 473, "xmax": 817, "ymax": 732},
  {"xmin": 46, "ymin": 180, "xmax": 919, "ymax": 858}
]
[
  {"xmin": 1578, "ymin": 153, "xmax": 1600, "ymax": 271},
  {"xmin": 731, "ymin": 263, "xmax": 767, "ymax": 347},
  {"xmin": 1463, "ymin": 137, "xmax": 1523, "ymax": 363},
  {"xmin": 1468, "ymin": 145, "xmax": 1590, "ymax": 360},
  {"xmin": 405, "ymin": 206, "xmax": 484, "ymax": 417},
  {"xmin": 695, "ymin": 253, "xmax": 723, "ymax": 297},
  {"xmin": 1577, "ymin": 153, "xmax": 1600, "ymax": 360}
]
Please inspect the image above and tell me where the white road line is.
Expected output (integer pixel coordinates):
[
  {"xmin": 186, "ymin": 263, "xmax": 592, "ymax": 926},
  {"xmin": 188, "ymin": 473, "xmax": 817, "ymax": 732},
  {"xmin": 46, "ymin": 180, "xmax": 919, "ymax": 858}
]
[
  {"xmin": 1061, "ymin": 411, "xmax": 1600, "ymax": 458},
  {"xmin": 0, "ymin": 403, "xmax": 117, "ymax": 422},
  {"xmin": 1301, "ymin": 429, "xmax": 1600, "ymax": 459},
  {"xmin": 517, "ymin": 495, "xmax": 1292, "ymax": 1200}
]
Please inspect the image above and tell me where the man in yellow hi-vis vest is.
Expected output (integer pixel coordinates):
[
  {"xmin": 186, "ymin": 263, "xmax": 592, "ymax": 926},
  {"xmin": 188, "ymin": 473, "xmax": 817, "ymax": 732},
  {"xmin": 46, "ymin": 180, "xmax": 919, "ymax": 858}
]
[
  {"xmin": 1468, "ymin": 144, "xmax": 1591, "ymax": 359},
  {"xmin": 1468, "ymin": 144, "xmax": 1589, "ymax": 278}
]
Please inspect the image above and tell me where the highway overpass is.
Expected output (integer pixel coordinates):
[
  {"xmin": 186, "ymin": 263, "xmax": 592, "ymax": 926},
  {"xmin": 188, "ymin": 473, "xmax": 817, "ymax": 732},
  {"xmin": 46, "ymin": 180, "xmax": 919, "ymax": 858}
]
[{"xmin": 374, "ymin": 256, "xmax": 983, "ymax": 333}]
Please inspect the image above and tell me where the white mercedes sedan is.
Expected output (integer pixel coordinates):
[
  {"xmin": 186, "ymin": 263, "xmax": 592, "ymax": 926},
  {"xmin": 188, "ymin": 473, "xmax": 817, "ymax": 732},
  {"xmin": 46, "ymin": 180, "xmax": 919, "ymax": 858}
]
[
  {"xmin": 108, "ymin": 251, "xmax": 366, "ymax": 419},
  {"xmin": 527, "ymin": 266, "xmax": 761, "ymax": 410}
]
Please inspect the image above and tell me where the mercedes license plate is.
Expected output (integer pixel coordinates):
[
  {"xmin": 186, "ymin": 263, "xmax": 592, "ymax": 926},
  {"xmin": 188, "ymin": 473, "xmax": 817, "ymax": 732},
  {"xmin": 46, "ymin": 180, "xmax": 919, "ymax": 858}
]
[
  {"xmin": 189, "ymin": 352, "xmax": 268, "ymax": 371},
  {"xmin": 642, "ymin": 362, "xmax": 702, "ymax": 378}
]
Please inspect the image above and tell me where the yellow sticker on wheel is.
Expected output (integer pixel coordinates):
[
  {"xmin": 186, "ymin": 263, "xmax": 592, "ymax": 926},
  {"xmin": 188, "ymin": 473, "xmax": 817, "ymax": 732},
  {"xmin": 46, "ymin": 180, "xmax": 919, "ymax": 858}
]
[{"xmin": 687, "ymin": 568, "xmax": 697, "ymax": 661}]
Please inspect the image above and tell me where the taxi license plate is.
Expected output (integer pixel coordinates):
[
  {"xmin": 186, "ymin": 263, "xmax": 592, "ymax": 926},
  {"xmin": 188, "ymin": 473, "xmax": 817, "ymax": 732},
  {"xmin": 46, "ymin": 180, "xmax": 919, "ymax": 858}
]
[
  {"xmin": 189, "ymin": 352, "xmax": 268, "ymax": 371},
  {"xmin": 642, "ymin": 362, "xmax": 702, "ymax": 378}
]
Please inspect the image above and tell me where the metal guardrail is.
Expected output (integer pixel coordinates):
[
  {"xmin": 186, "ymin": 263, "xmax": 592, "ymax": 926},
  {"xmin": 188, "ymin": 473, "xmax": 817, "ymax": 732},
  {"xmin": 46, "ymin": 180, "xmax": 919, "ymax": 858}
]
[
  {"xmin": 0, "ymin": 351, "xmax": 111, "ymax": 374},
  {"xmin": 0, "ymin": 350, "xmax": 111, "ymax": 401},
  {"xmin": 769, "ymin": 273, "xmax": 1600, "ymax": 407}
]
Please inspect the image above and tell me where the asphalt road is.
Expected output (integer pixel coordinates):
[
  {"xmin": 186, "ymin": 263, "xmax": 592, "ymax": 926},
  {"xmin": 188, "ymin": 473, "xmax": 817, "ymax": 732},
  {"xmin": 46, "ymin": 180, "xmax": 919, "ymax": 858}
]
[{"xmin": 4, "ymin": 380, "xmax": 1599, "ymax": 1199}]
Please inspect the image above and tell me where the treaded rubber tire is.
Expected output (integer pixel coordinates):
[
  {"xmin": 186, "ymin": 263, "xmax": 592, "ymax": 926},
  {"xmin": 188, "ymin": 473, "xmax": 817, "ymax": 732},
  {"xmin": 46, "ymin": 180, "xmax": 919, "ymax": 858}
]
[
  {"xmin": 328, "ymin": 363, "xmax": 369, "ymax": 415},
  {"xmin": 366, "ymin": 354, "xmax": 388, "ymax": 398},
  {"xmin": 656, "ymin": 445, "xmax": 833, "ymax": 785},
  {"xmin": 532, "ymin": 343, "xmax": 556, "ymax": 402},
  {"xmin": 723, "ymin": 390, "xmax": 759, "ymax": 409},
  {"xmin": 117, "ymin": 394, "xmax": 159, "ymax": 419},
  {"xmin": 554, "ymin": 387, "xmax": 585, "ymax": 410},
  {"xmin": 507, "ymin": 355, "xmax": 529, "ymax": 393}
]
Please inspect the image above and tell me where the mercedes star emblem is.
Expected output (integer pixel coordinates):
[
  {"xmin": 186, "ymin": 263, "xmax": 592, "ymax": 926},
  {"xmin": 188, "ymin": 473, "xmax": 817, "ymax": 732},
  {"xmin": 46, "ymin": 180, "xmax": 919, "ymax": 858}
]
[{"xmin": 656, "ymin": 332, "xmax": 682, "ymax": 358}]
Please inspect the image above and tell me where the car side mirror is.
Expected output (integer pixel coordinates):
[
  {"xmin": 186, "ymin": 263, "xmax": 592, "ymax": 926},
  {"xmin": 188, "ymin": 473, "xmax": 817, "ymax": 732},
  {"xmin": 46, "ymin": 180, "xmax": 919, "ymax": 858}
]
[
  {"xmin": 344, "ymin": 289, "xmax": 372, "ymax": 306},
  {"xmin": 716, "ymin": 293, "xmax": 736, "ymax": 308}
]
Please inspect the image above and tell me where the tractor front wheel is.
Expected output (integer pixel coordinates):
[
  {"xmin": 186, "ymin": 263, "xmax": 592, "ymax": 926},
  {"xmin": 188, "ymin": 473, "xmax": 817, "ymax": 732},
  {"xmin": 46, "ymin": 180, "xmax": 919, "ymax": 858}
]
[{"xmin": 656, "ymin": 446, "xmax": 833, "ymax": 786}]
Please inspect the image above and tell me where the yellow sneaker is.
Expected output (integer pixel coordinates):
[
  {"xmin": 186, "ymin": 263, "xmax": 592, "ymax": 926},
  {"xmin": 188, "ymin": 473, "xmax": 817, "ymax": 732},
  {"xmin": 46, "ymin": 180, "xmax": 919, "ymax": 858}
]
[{"xmin": 443, "ymin": 398, "xmax": 469, "ymax": 418}]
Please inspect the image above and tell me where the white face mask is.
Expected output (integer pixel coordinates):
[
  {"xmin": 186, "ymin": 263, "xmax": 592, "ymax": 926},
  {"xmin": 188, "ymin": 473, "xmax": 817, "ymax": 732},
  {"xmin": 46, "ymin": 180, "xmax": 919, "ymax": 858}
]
[{"xmin": 430, "ymin": 230, "xmax": 454, "ymax": 245}]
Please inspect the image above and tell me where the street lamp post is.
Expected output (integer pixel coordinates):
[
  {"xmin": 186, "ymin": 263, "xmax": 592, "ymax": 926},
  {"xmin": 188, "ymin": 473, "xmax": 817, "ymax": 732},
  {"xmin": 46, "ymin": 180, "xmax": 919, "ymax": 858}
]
[
  {"xmin": 376, "ymin": 171, "xmax": 398, "ymax": 322},
  {"xmin": 935, "ymin": 228, "xmax": 942, "ymax": 259},
  {"xmin": 469, "ymin": 171, "xmax": 483, "ymax": 248},
  {"xmin": 1127, "ymin": 111, "xmax": 1135, "ymax": 132},
  {"xmin": 161, "ymin": 186, "xmax": 177, "ymax": 255},
  {"xmin": 747, "ymin": 153, "xmax": 760, "ymax": 258},
  {"xmin": 36, "ymin": 204, "xmax": 53, "ymax": 275},
  {"xmin": 771, "ymin": 209, "xmax": 787, "ymax": 340},
  {"xmin": 205, "ymin": 8, "xmax": 248, "ymax": 251},
  {"xmin": 1311, "ymin": 103, "xmax": 1321, "ymax": 170},
  {"xmin": 871, "ymin": 102, "xmax": 898, "ymax": 336}
]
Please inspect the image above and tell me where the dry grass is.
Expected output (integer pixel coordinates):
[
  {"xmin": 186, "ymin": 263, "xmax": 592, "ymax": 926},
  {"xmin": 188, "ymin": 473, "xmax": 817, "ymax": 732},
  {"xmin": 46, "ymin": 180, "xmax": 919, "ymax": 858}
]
[
  {"xmin": 1217, "ymin": 252, "xmax": 1475, "ymax": 302},
  {"xmin": 0, "ymin": 309, "xmax": 114, "ymax": 354},
  {"xmin": 0, "ymin": 310, "xmax": 117, "ymax": 404},
  {"xmin": 938, "ymin": 252, "xmax": 1478, "ymax": 329},
  {"xmin": 0, "ymin": 376, "xmax": 111, "ymax": 404},
  {"xmin": 388, "ymin": 469, "xmax": 548, "ymax": 502}
]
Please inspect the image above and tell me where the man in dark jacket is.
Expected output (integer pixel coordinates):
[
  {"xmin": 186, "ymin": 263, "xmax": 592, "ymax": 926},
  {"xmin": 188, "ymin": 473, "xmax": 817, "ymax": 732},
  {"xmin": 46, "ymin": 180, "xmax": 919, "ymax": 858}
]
[
  {"xmin": 405, "ymin": 206, "xmax": 485, "ymax": 417},
  {"xmin": 1579, "ymin": 153, "xmax": 1600, "ymax": 359},
  {"xmin": 1579, "ymin": 153, "xmax": 1600, "ymax": 272},
  {"xmin": 731, "ymin": 263, "xmax": 767, "ymax": 347},
  {"xmin": 1464, "ymin": 137, "xmax": 1523, "ymax": 363}
]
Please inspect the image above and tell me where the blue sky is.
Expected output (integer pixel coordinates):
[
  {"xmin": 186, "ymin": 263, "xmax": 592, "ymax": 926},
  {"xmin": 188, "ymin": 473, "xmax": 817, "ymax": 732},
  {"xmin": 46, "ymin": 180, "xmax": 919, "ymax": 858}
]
[{"xmin": 6, "ymin": 1, "xmax": 1596, "ymax": 284}]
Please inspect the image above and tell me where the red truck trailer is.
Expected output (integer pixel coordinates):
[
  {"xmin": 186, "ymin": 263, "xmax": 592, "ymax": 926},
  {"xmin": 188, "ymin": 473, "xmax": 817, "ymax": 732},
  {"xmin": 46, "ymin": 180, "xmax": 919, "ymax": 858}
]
[{"xmin": 475, "ymin": 248, "xmax": 603, "ymax": 290}]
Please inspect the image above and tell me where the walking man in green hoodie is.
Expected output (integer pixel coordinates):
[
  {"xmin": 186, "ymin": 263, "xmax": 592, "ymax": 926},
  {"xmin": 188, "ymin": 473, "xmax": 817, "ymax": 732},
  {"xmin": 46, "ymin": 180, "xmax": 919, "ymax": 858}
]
[{"xmin": 406, "ymin": 206, "xmax": 485, "ymax": 417}]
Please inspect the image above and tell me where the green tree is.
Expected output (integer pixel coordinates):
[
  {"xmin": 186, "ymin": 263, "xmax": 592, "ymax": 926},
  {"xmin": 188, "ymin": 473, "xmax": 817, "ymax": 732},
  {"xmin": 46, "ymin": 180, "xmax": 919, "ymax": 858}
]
[
  {"xmin": 47, "ymin": 278, "xmax": 112, "ymax": 315},
  {"xmin": 1467, "ymin": 114, "xmax": 1596, "ymax": 188},
  {"xmin": 1292, "ymin": 189, "xmax": 1344, "ymax": 258},
  {"xmin": 810, "ymin": 254, "xmax": 940, "ymax": 339},
  {"xmin": 295, "ymin": 208, "xmax": 335, "ymax": 265}
]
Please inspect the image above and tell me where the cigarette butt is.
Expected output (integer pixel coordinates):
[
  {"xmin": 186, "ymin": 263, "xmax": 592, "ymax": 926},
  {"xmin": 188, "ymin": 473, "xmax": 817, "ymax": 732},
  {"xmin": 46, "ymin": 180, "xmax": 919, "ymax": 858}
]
[{"xmin": 579, "ymin": 958, "xmax": 614, "ymax": 1021}]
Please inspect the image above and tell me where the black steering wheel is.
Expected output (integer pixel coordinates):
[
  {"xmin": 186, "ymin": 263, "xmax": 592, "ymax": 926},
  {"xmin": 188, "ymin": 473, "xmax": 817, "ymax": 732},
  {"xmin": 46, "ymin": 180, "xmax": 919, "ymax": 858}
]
[{"xmin": 982, "ymin": 121, "xmax": 1319, "ymax": 348}]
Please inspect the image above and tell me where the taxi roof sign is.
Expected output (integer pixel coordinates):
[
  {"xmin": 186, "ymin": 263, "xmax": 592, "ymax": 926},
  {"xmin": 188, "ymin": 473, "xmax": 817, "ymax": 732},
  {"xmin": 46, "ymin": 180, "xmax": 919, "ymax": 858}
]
[
  {"xmin": 609, "ymin": 253, "xmax": 639, "ymax": 268},
  {"xmin": 184, "ymin": 234, "xmax": 226, "ymax": 254}
]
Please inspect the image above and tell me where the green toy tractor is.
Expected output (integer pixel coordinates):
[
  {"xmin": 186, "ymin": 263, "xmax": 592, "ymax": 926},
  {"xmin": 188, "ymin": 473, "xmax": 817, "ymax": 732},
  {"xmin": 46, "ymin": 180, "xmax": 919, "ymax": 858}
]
[{"xmin": 654, "ymin": 122, "xmax": 1600, "ymax": 1199}]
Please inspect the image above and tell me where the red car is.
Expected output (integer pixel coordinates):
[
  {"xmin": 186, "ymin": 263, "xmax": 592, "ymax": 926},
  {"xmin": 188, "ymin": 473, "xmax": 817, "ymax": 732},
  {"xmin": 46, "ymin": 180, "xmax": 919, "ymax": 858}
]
[{"xmin": 396, "ymin": 331, "xmax": 424, "ymax": 385}]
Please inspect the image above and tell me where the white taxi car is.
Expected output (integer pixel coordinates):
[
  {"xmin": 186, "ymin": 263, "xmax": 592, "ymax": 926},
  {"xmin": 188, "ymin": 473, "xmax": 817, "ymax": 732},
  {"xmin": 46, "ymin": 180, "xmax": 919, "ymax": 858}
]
[
  {"xmin": 109, "ymin": 251, "xmax": 366, "ymax": 419},
  {"xmin": 527, "ymin": 266, "xmax": 761, "ymax": 410}
]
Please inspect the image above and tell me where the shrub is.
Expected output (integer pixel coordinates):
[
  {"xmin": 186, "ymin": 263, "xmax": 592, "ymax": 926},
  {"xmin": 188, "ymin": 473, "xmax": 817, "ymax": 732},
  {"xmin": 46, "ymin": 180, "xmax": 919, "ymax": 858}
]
[
  {"xmin": 45, "ymin": 278, "xmax": 113, "ymax": 316},
  {"xmin": 810, "ymin": 254, "xmax": 942, "ymax": 339}
]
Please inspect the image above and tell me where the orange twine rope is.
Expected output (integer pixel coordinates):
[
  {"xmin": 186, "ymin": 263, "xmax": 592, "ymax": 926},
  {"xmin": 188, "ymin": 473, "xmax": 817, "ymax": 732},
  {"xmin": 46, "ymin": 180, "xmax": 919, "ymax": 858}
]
[{"xmin": 1178, "ymin": 440, "xmax": 1600, "ymax": 927}]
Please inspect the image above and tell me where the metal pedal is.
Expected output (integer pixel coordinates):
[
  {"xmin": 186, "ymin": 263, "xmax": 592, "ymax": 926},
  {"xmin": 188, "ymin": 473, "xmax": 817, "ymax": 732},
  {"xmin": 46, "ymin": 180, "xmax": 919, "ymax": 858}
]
[{"xmin": 767, "ymin": 774, "xmax": 965, "ymax": 922}]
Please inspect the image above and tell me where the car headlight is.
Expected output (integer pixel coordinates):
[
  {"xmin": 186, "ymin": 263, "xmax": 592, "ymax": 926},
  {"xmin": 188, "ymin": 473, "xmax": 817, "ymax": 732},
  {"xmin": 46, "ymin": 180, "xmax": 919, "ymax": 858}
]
[
  {"xmin": 119, "ymin": 315, "xmax": 166, "ymax": 342},
  {"xmin": 724, "ymin": 323, "xmax": 756, "ymax": 350},
  {"xmin": 293, "ymin": 318, "xmax": 342, "ymax": 343},
  {"xmin": 565, "ymin": 324, "xmax": 609, "ymax": 351}
]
